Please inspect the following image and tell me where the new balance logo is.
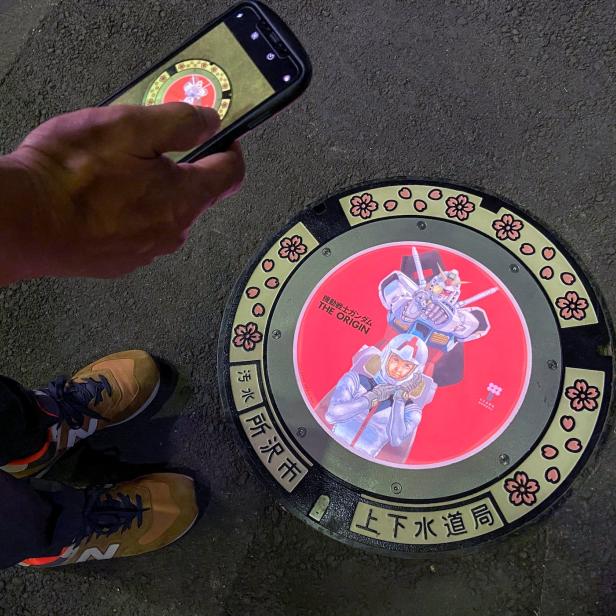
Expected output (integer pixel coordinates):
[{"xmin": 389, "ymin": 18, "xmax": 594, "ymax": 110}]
[
  {"xmin": 66, "ymin": 419, "xmax": 98, "ymax": 448},
  {"xmin": 75, "ymin": 544, "xmax": 120, "ymax": 562}
]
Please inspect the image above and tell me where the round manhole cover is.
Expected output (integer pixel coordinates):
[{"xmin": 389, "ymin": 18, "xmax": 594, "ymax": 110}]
[
  {"xmin": 219, "ymin": 179, "xmax": 612, "ymax": 555},
  {"xmin": 143, "ymin": 59, "xmax": 232, "ymax": 119}
]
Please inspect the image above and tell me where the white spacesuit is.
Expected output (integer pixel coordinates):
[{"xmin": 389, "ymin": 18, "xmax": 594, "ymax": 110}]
[{"xmin": 325, "ymin": 334, "xmax": 437, "ymax": 461}]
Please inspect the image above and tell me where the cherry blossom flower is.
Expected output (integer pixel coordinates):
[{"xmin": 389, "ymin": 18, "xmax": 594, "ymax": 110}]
[
  {"xmin": 350, "ymin": 193, "xmax": 378, "ymax": 219},
  {"xmin": 556, "ymin": 291, "xmax": 588, "ymax": 320},
  {"xmin": 278, "ymin": 235, "xmax": 307, "ymax": 262},
  {"xmin": 232, "ymin": 322, "xmax": 262, "ymax": 351},
  {"xmin": 565, "ymin": 378, "xmax": 600, "ymax": 411},
  {"xmin": 504, "ymin": 471, "xmax": 540, "ymax": 506},
  {"xmin": 492, "ymin": 213, "xmax": 524, "ymax": 241},
  {"xmin": 445, "ymin": 194, "xmax": 475, "ymax": 221}
]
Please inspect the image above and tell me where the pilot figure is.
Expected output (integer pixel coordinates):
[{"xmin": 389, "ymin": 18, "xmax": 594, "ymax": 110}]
[{"xmin": 325, "ymin": 334, "xmax": 437, "ymax": 461}]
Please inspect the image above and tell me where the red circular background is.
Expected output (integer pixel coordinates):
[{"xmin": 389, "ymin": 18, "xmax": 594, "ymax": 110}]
[
  {"xmin": 163, "ymin": 74, "xmax": 217, "ymax": 108},
  {"xmin": 294, "ymin": 243, "xmax": 530, "ymax": 467}
]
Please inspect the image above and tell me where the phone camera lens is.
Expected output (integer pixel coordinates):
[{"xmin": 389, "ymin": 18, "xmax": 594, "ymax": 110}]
[
  {"xmin": 266, "ymin": 52, "xmax": 276, "ymax": 61},
  {"xmin": 250, "ymin": 31, "xmax": 259, "ymax": 40},
  {"xmin": 236, "ymin": 12, "xmax": 244, "ymax": 18},
  {"xmin": 283, "ymin": 74, "xmax": 291, "ymax": 83}
]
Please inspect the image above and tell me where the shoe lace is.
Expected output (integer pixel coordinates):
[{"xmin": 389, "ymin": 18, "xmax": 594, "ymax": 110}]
[
  {"xmin": 83, "ymin": 488, "xmax": 148, "ymax": 538},
  {"xmin": 45, "ymin": 375, "xmax": 112, "ymax": 429}
]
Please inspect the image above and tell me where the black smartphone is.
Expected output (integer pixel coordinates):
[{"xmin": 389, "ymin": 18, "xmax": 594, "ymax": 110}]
[{"xmin": 100, "ymin": 1, "xmax": 311, "ymax": 162}]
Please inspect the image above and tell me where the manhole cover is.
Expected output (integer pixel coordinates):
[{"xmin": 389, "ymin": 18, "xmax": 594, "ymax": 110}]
[
  {"xmin": 219, "ymin": 179, "xmax": 612, "ymax": 555},
  {"xmin": 143, "ymin": 59, "xmax": 232, "ymax": 119}
]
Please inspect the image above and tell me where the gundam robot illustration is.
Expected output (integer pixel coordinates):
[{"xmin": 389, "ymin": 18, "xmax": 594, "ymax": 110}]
[
  {"xmin": 182, "ymin": 76, "xmax": 209, "ymax": 105},
  {"xmin": 325, "ymin": 334, "xmax": 437, "ymax": 463},
  {"xmin": 379, "ymin": 248, "xmax": 498, "ymax": 386}
]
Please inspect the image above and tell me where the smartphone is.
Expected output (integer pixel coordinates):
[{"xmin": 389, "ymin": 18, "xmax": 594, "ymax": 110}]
[{"xmin": 100, "ymin": 1, "xmax": 311, "ymax": 162}]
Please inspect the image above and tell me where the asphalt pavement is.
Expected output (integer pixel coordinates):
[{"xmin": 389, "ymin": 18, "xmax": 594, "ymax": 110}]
[{"xmin": 0, "ymin": 1, "xmax": 615, "ymax": 615}]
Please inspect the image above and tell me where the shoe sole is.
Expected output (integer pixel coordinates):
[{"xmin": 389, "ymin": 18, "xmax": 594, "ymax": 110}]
[{"xmin": 35, "ymin": 376, "xmax": 161, "ymax": 478}]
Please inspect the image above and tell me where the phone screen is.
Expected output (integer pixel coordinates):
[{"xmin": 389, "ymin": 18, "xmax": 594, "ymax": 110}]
[{"xmin": 108, "ymin": 5, "xmax": 300, "ymax": 160}]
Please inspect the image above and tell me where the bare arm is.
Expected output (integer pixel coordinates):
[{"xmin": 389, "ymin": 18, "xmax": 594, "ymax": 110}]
[
  {"xmin": 0, "ymin": 157, "xmax": 44, "ymax": 284},
  {"xmin": 0, "ymin": 103, "xmax": 244, "ymax": 286}
]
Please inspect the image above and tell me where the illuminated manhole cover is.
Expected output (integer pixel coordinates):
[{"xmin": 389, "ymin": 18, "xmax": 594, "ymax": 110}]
[
  {"xmin": 143, "ymin": 59, "xmax": 232, "ymax": 120},
  {"xmin": 219, "ymin": 180, "xmax": 612, "ymax": 555}
]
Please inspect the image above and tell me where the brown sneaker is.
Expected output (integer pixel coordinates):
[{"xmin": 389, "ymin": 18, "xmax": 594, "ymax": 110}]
[
  {"xmin": 20, "ymin": 473, "xmax": 198, "ymax": 567},
  {"xmin": 0, "ymin": 350, "xmax": 160, "ymax": 479}
]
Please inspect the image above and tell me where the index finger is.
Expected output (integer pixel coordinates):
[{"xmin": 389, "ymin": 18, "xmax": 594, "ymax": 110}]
[{"xmin": 110, "ymin": 103, "xmax": 222, "ymax": 157}]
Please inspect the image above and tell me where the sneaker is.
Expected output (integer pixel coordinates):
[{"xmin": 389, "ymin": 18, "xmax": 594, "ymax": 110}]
[
  {"xmin": 1, "ymin": 350, "xmax": 160, "ymax": 478},
  {"xmin": 20, "ymin": 473, "xmax": 198, "ymax": 567}
]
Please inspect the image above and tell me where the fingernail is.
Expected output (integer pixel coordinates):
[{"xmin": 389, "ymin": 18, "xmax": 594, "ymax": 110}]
[{"xmin": 196, "ymin": 106, "xmax": 221, "ymax": 127}]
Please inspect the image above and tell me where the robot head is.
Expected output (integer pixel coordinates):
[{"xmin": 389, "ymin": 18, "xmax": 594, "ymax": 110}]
[
  {"xmin": 445, "ymin": 269, "xmax": 461, "ymax": 285},
  {"xmin": 379, "ymin": 334, "xmax": 428, "ymax": 385},
  {"xmin": 429, "ymin": 268, "xmax": 462, "ymax": 305}
]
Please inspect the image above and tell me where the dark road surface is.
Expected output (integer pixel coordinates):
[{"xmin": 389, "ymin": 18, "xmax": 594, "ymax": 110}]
[{"xmin": 0, "ymin": 1, "xmax": 615, "ymax": 615}]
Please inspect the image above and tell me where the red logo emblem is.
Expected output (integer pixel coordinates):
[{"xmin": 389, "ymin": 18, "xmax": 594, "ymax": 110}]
[{"xmin": 162, "ymin": 74, "xmax": 217, "ymax": 108}]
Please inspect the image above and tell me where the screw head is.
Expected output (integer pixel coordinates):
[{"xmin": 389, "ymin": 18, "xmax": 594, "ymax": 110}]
[
  {"xmin": 322, "ymin": 247, "xmax": 331, "ymax": 256},
  {"xmin": 547, "ymin": 359, "xmax": 558, "ymax": 370},
  {"xmin": 272, "ymin": 329, "xmax": 282, "ymax": 340},
  {"xmin": 510, "ymin": 264, "xmax": 519, "ymax": 273},
  {"xmin": 296, "ymin": 427, "xmax": 307, "ymax": 438},
  {"xmin": 417, "ymin": 221, "xmax": 427, "ymax": 230},
  {"xmin": 391, "ymin": 482, "xmax": 402, "ymax": 494},
  {"xmin": 499, "ymin": 453, "xmax": 510, "ymax": 466}
]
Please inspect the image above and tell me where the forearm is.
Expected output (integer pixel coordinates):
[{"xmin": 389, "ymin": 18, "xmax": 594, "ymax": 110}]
[{"xmin": 0, "ymin": 154, "xmax": 46, "ymax": 286}]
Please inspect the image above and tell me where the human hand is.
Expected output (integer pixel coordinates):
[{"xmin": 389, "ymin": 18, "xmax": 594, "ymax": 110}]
[{"xmin": 4, "ymin": 103, "xmax": 244, "ymax": 279}]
